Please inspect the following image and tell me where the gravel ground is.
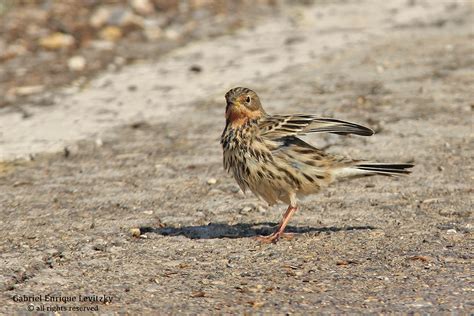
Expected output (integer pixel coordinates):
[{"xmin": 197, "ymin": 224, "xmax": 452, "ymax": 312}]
[{"xmin": 0, "ymin": 0, "xmax": 472, "ymax": 314}]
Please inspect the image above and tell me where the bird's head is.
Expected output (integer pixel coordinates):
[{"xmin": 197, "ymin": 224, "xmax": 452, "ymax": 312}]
[{"xmin": 225, "ymin": 87, "xmax": 265, "ymax": 127}]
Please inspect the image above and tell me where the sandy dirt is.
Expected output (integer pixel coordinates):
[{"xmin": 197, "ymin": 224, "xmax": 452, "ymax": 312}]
[{"xmin": 0, "ymin": 0, "xmax": 473, "ymax": 314}]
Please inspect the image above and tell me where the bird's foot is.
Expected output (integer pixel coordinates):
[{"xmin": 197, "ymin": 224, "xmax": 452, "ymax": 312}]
[{"xmin": 254, "ymin": 232, "xmax": 295, "ymax": 244}]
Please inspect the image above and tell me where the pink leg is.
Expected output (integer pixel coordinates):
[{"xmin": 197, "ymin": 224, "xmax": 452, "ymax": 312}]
[{"xmin": 255, "ymin": 205, "xmax": 298, "ymax": 243}]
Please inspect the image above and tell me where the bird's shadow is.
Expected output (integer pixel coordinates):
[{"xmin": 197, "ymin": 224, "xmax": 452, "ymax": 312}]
[{"xmin": 139, "ymin": 222, "xmax": 375, "ymax": 240}]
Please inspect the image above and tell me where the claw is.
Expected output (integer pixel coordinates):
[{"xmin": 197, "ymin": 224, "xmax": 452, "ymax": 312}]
[
  {"xmin": 254, "ymin": 204, "xmax": 298, "ymax": 243},
  {"xmin": 254, "ymin": 234, "xmax": 280, "ymax": 244},
  {"xmin": 254, "ymin": 232, "xmax": 295, "ymax": 244}
]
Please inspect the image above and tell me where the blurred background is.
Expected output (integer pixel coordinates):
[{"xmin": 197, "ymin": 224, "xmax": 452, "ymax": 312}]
[{"xmin": 0, "ymin": 0, "xmax": 287, "ymax": 108}]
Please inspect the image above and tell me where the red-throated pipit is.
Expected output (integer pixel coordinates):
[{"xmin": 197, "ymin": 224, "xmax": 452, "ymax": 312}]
[{"xmin": 221, "ymin": 87, "xmax": 413, "ymax": 243}]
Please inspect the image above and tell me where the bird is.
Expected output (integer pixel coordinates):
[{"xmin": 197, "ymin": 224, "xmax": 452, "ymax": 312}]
[{"xmin": 220, "ymin": 87, "xmax": 414, "ymax": 243}]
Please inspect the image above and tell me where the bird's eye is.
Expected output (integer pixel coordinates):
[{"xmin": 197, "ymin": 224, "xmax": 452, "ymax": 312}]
[{"xmin": 246, "ymin": 96, "xmax": 251, "ymax": 103}]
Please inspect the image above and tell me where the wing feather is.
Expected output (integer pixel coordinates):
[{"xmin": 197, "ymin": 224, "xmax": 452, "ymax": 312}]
[{"xmin": 258, "ymin": 114, "xmax": 374, "ymax": 138}]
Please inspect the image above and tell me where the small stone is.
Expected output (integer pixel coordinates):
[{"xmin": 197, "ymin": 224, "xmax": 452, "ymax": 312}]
[
  {"xmin": 336, "ymin": 260, "xmax": 358, "ymax": 266},
  {"xmin": 422, "ymin": 198, "xmax": 439, "ymax": 204},
  {"xmin": 131, "ymin": 0, "xmax": 155, "ymax": 15},
  {"xmin": 251, "ymin": 300, "xmax": 264, "ymax": 308},
  {"xmin": 257, "ymin": 205, "xmax": 267, "ymax": 213},
  {"xmin": 114, "ymin": 56, "xmax": 126, "ymax": 65},
  {"xmin": 68, "ymin": 56, "xmax": 86, "ymax": 71},
  {"xmin": 99, "ymin": 26, "xmax": 123, "ymax": 42},
  {"xmin": 143, "ymin": 210, "xmax": 153, "ymax": 215},
  {"xmin": 143, "ymin": 16, "xmax": 166, "ymax": 40},
  {"xmin": 90, "ymin": 40, "xmax": 115, "ymax": 51},
  {"xmin": 189, "ymin": 0, "xmax": 213, "ymax": 9},
  {"xmin": 1, "ymin": 44, "xmax": 27, "ymax": 59},
  {"xmin": 90, "ymin": 7, "xmax": 111, "ymax": 28},
  {"xmin": 446, "ymin": 229, "xmax": 457, "ymax": 235},
  {"xmin": 93, "ymin": 240, "xmax": 107, "ymax": 251},
  {"xmin": 14, "ymin": 85, "xmax": 44, "ymax": 96},
  {"xmin": 189, "ymin": 65, "xmax": 202, "ymax": 73},
  {"xmin": 207, "ymin": 178, "xmax": 217, "ymax": 185},
  {"xmin": 208, "ymin": 189, "xmax": 223, "ymax": 195},
  {"xmin": 357, "ymin": 96, "xmax": 366, "ymax": 105},
  {"xmin": 240, "ymin": 206, "xmax": 252, "ymax": 214},
  {"xmin": 229, "ymin": 185, "xmax": 241, "ymax": 193},
  {"xmin": 130, "ymin": 228, "xmax": 141, "ymax": 237},
  {"xmin": 164, "ymin": 28, "xmax": 180, "ymax": 40},
  {"xmin": 45, "ymin": 248, "xmax": 60, "ymax": 256},
  {"xmin": 408, "ymin": 255, "xmax": 431, "ymax": 262},
  {"xmin": 190, "ymin": 291, "xmax": 206, "ymax": 298},
  {"xmin": 95, "ymin": 138, "xmax": 104, "ymax": 147},
  {"xmin": 39, "ymin": 32, "xmax": 75, "ymax": 50},
  {"xmin": 109, "ymin": 8, "xmax": 143, "ymax": 28}
]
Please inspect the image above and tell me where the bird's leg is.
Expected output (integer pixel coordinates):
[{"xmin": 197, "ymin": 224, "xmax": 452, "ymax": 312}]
[{"xmin": 255, "ymin": 205, "xmax": 298, "ymax": 243}]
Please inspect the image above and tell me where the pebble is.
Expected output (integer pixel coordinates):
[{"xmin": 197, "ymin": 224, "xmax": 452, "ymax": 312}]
[
  {"xmin": 14, "ymin": 85, "xmax": 44, "ymax": 96},
  {"xmin": 257, "ymin": 205, "xmax": 267, "ymax": 213},
  {"xmin": 2, "ymin": 43, "xmax": 28, "ymax": 59},
  {"xmin": 45, "ymin": 248, "xmax": 60, "ymax": 256},
  {"xmin": 93, "ymin": 240, "xmax": 107, "ymax": 252},
  {"xmin": 220, "ymin": 184, "xmax": 240, "ymax": 193},
  {"xmin": 99, "ymin": 26, "xmax": 123, "ymax": 42},
  {"xmin": 130, "ymin": 227, "xmax": 141, "ymax": 237},
  {"xmin": 67, "ymin": 56, "xmax": 86, "ymax": 71},
  {"xmin": 208, "ymin": 189, "xmax": 223, "ymax": 195},
  {"xmin": 207, "ymin": 178, "xmax": 217, "ymax": 185},
  {"xmin": 357, "ymin": 96, "xmax": 366, "ymax": 105},
  {"xmin": 144, "ymin": 26, "xmax": 163, "ymax": 41},
  {"xmin": 109, "ymin": 8, "xmax": 143, "ymax": 28},
  {"xmin": 90, "ymin": 7, "xmax": 111, "ymax": 28},
  {"xmin": 39, "ymin": 32, "xmax": 75, "ymax": 50},
  {"xmin": 421, "ymin": 198, "xmax": 440, "ymax": 204},
  {"xmin": 164, "ymin": 28, "xmax": 181, "ymax": 40},
  {"xmin": 446, "ymin": 229, "xmax": 457, "ymax": 235},
  {"xmin": 114, "ymin": 56, "xmax": 126, "ymax": 65},
  {"xmin": 89, "ymin": 40, "xmax": 115, "ymax": 51},
  {"xmin": 240, "ymin": 206, "xmax": 252, "ymax": 214},
  {"xmin": 189, "ymin": 65, "xmax": 202, "ymax": 73},
  {"xmin": 131, "ymin": 0, "xmax": 155, "ymax": 15}
]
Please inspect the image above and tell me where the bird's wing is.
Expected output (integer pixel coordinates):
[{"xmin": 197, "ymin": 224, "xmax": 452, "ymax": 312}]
[{"xmin": 258, "ymin": 114, "xmax": 374, "ymax": 138}]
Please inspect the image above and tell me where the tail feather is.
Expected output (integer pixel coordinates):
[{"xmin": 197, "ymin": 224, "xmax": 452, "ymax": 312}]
[
  {"xmin": 355, "ymin": 163, "xmax": 414, "ymax": 175},
  {"xmin": 333, "ymin": 162, "xmax": 414, "ymax": 180}
]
